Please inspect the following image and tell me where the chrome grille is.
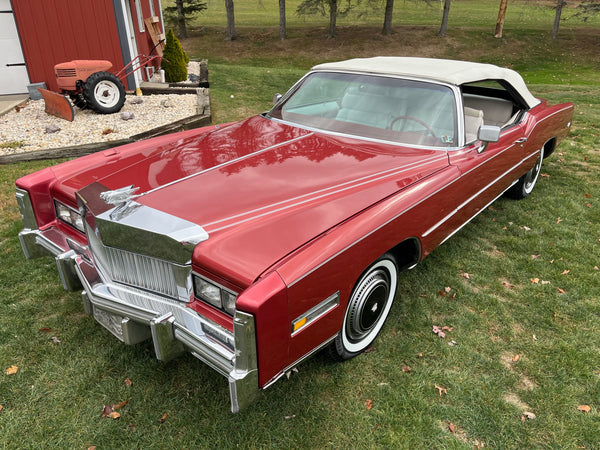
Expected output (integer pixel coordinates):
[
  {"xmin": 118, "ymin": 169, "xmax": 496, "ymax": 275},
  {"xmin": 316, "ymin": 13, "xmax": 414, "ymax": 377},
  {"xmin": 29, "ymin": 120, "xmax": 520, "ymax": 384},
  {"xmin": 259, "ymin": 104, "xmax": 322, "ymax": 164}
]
[
  {"xmin": 86, "ymin": 222, "xmax": 192, "ymax": 302},
  {"xmin": 104, "ymin": 246, "xmax": 180, "ymax": 299}
]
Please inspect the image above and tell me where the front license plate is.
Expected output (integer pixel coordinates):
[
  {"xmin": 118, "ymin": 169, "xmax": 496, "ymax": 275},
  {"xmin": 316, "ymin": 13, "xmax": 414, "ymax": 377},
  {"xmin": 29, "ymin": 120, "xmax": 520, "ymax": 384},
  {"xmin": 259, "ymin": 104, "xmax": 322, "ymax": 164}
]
[{"xmin": 93, "ymin": 308, "xmax": 125, "ymax": 341}]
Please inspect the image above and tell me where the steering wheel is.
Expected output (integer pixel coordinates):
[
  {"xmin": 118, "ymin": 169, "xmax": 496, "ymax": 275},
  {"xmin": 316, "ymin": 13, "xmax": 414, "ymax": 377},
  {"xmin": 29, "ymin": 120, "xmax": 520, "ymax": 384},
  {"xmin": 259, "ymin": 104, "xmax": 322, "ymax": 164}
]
[{"xmin": 389, "ymin": 115, "xmax": 437, "ymax": 138}]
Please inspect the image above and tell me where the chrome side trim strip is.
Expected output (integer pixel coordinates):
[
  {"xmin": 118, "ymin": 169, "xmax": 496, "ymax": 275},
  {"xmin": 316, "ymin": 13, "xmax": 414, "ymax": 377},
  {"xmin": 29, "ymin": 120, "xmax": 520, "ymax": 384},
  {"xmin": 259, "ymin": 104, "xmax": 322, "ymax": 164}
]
[
  {"xmin": 291, "ymin": 291, "xmax": 340, "ymax": 335},
  {"xmin": 422, "ymin": 149, "xmax": 541, "ymax": 238},
  {"xmin": 288, "ymin": 147, "xmax": 538, "ymax": 287}
]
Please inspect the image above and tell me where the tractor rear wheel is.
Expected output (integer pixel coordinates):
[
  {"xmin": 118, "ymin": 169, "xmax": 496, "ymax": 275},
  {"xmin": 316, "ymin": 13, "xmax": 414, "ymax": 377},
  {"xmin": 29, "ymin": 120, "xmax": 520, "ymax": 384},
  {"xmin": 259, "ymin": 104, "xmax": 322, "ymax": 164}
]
[{"xmin": 83, "ymin": 71, "xmax": 126, "ymax": 114}]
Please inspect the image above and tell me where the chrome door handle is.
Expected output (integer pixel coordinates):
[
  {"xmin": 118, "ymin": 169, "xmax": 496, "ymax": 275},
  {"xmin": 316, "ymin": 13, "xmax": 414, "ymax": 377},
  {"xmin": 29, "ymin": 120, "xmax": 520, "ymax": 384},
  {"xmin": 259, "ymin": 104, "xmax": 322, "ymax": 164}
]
[{"xmin": 515, "ymin": 137, "xmax": 528, "ymax": 144}]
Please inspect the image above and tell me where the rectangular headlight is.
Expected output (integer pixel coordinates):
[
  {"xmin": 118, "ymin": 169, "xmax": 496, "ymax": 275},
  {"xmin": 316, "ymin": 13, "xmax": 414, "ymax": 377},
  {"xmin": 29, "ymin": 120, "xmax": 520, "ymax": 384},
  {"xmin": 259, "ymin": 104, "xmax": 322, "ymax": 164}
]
[
  {"xmin": 54, "ymin": 200, "xmax": 84, "ymax": 232},
  {"xmin": 193, "ymin": 274, "xmax": 238, "ymax": 316}
]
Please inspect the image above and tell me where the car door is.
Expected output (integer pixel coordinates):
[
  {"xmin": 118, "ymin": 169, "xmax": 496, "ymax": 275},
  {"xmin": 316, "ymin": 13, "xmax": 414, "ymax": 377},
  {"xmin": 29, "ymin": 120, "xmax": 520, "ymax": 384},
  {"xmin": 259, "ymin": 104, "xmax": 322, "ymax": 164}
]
[{"xmin": 423, "ymin": 116, "xmax": 538, "ymax": 245}]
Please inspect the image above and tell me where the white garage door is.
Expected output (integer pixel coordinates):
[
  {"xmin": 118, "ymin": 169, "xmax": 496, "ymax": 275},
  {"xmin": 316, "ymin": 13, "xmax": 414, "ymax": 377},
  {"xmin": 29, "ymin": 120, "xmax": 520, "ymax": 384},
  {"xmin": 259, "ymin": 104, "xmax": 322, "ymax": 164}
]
[{"xmin": 0, "ymin": 0, "xmax": 30, "ymax": 94}]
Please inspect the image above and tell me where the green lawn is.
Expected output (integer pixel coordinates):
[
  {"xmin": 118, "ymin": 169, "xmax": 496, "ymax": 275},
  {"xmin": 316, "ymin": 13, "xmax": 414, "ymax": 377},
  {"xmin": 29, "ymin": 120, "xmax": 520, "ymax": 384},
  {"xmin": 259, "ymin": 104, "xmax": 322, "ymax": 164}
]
[{"xmin": 1, "ymin": 2, "xmax": 600, "ymax": 447}]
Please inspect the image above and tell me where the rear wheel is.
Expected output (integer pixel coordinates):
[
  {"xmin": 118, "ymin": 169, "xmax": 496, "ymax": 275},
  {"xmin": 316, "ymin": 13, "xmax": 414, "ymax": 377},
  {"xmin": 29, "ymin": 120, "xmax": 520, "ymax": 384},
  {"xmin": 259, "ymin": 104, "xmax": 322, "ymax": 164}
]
[
  {"xmin": 505, "ymin": 147, "xmax": 544, "ymax": 199},
  {"xmin": 83, "ymin": 71, "xmax": 126, "ymax": 114},
  {"xmin": 329, "ymin": 254, "xmax": 398, "ymax": 361}
]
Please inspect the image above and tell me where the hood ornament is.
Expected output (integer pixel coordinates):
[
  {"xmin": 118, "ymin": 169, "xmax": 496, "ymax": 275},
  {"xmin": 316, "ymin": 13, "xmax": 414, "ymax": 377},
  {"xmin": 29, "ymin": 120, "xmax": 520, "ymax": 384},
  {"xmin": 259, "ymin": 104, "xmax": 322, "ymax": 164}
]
[{"xmin": 100, "ymin": 185, "xmax": 140, "ymax": 206}]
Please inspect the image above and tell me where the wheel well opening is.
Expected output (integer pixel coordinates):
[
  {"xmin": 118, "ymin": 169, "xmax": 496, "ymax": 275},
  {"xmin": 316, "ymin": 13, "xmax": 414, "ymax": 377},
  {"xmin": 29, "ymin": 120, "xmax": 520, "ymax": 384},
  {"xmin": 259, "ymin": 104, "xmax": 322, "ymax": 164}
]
[
  {"xmin": 388, "ymin": 238, "xmax": 421, "ymax": 272},
  {"xmin": 542, "ymin": 137, "xmax": 557, "ymax": 159}
]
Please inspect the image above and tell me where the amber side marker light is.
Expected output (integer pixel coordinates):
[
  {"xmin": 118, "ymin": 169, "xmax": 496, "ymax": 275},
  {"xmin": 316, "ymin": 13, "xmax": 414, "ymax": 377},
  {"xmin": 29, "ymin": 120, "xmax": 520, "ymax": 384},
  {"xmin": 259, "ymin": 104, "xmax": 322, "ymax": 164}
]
[{"xmin": 291, "ymin": 292, "xmax": 340, "ymax": 335}]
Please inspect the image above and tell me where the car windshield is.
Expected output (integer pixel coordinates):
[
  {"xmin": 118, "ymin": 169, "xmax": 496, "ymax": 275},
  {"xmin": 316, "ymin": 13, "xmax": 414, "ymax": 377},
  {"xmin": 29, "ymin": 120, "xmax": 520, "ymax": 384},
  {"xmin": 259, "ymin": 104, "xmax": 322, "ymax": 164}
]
[{"xmin": 269, "ymin": 72, "xmax": 457, "ymax": 147}]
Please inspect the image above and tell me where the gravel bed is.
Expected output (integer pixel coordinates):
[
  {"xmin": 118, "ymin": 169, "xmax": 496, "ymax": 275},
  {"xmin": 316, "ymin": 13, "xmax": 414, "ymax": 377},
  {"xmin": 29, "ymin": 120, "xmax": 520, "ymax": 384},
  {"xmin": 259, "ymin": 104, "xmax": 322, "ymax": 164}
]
[{"xmin": 0, "ymin": 94, "xmax": 199, "ymax": 155}]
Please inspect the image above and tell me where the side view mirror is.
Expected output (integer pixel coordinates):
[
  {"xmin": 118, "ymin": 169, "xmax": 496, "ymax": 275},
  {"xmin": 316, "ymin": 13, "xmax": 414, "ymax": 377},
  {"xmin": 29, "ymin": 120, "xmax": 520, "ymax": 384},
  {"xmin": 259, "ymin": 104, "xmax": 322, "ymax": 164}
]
[
  {"xmin": 477, "ymin": 125, "xmax": 501, "ymax": 153},
  {"xmin": 273, "ymin": 93, "xmax": 283, "ymax": 105},
  {"xmin": 478, "ymin": 125, "xmax": 501, "ymax": 143}
]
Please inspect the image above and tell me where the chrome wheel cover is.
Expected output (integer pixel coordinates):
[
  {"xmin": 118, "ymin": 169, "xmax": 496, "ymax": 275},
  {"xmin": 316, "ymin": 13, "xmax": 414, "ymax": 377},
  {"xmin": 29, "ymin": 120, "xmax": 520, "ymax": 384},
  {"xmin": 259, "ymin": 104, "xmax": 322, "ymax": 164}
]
[{"xmin": 342, "ymin": 259, "xmax": 397, "ymax": 353}]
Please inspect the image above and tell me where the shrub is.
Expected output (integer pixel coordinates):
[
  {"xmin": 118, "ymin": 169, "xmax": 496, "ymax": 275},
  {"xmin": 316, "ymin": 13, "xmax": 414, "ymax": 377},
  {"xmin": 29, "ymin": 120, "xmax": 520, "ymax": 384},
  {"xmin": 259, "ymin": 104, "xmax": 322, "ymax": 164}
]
[{"xmin": 161, "ymin": 29, "xmax": 188, "ymax": 83}]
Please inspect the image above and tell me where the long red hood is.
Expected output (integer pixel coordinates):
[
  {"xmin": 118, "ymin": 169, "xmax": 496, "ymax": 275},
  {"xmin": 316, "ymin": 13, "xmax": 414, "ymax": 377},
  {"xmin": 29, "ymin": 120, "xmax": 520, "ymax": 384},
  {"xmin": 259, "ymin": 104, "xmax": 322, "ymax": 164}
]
[{"xmin": 51, "ymin": 116, "xmax": 449, "ymax": 287}]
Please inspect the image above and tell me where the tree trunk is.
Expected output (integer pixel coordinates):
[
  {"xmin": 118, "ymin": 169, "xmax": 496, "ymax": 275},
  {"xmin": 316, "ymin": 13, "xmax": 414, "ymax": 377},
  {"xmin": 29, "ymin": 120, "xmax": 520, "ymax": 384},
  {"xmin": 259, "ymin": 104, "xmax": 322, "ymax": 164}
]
[
  {"xmin": 438, "ymin": 0, "xmax": 451, "ymax": 37},
  {"xmin": 382, "ymin": 0, "xmax": 394, "ymax": 36},
  {"xmin": 328, "ymin": 0, "xmax": 337, "ymax": 38},
  {"xmin": 494, "ymin": 0, "xmax": 508, "ymax": 38},
  {"xmin": 225, "ymin": 0, "xmax": 237, "ymax": 41},
  {"xmin": 279, "ymin": 0, "xmax": 286, "ymax": 40},
  {"xmin": 551, "ymin": 0, "xmax": 565, "ymax": 39},
  {"xmin": 176, "ymin": 0, "xmax": 187, "ymax": 39}
]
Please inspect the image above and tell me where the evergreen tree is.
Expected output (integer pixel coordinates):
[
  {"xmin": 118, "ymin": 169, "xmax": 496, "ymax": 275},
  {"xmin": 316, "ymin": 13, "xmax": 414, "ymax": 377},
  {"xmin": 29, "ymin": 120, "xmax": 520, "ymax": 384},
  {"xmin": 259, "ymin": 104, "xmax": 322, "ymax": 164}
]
[
  {"xmin": 161, "ymin": 29, "xmax": 188, "ymax": 83},
  {"xmin": 164, "ymin": 0, "xmax": 207, "ymax": 39}
]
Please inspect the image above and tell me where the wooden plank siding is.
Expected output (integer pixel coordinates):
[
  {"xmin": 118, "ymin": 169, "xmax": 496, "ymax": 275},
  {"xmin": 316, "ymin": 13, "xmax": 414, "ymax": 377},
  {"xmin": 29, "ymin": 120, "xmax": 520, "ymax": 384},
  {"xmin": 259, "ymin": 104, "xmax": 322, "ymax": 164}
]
[{"xmin": 12, "ymin": 0, "xmax": 163, "ymax": 92}]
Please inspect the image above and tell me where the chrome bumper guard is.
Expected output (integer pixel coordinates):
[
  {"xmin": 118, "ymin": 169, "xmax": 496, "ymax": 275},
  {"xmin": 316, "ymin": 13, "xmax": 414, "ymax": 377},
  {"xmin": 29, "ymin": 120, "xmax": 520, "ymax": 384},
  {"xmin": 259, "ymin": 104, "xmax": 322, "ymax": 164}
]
[{"xmin": 16, "ymin": 194, "xmax": 259, "ymax": 413}]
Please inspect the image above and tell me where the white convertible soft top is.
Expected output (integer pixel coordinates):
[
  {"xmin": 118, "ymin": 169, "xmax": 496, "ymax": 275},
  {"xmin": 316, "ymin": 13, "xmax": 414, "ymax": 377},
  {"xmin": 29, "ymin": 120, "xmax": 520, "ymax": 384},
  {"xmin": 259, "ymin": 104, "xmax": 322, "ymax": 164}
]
[{"xmin": 312, "ymin": 57, "xmax": 541, "ymax": 109}]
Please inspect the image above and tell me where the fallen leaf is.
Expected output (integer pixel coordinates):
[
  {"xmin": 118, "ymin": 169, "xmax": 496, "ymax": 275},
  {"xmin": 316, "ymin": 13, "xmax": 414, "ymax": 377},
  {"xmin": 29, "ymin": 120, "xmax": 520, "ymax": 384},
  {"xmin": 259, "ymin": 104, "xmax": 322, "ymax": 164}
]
[
  {"xmin": 0, "ymin": 405, "xmax": 3, "ymax": 412},
  {"xmin": 531, "ymin": 254, "xmax": 540, "ymax": 259},
  {"xmin": 128, "ymin": 423, "xmax": 136, "ymax": 432},
  {"xmin": 107, "ymin": 411, "xmax": 120, "ymax": 420},
  {"xmin": 284, "ymin": 414, "xmax": 296, "ymax": 420},
  {"xmin": 365, "ymin": 399, "xmax": 373, "ymax": 410},
  {"xmin": 364, "ymin": 346, "xmax": 376, "ymax": 353},
  {"xmin": 556, "ymin": 217, "xmax": 562, "ymax": 224},
  {"xmin": 533, "ymin": 334, "xmax": 537, "ymax": 341},
  {"xmin": 530, "ymin": 278, "xmax": 540, "ymax": 284},
  {"xmin": 556, "ymin": 287, "xmax": 566, "ymax": 294},
  {"xmin": 442, "ymin": 326, "xmax": 454, "ymax": 332},
  {"xmin": 561, "ymin": 270, "xmax": 570, "ymax": 275},
  {"xmin": 523, "ymin": 411, "xmax": 536, "ymax": 420},
  {"xmin": 124, "ymin": 378, "xmax": 133, "ymax": 387},
  {"xmin": 541, "ymin": 173, "xmax": 550, "ymax": 178},
  {"xmin": 159, "ymin": 413, "xmax": 168, "ymax": 423},
  {"xmin": 595, "ymin": 266, "xmax": 599, "ymax": 271},
  {"xmin": 459, "ymin": 272, "xmax": 470, "ymax": 279},
  {"xmin": 432, "ymin": 326, "xmax": 446, "ymax": 338},
  {"xmin": 87, "ymin": 447, "xmax": 96, "ymax": 450},
  {"xmin": 401, "ymin": 365, "xmax": 412, "ymax": 373},
  {"xmin": 445, "ymin": 286, "xmax": 452, "ymax": 293},
  {"xmin": 113, "ymin": 400, "xmax": 129, "ymax": 410},
  {"xmin": 585, "ymin": 193, "xmax": 592, "ymax": 198},
  {"xmin": 448, "ymin": 340, "xmax": 457, "ymax": 347},
  {"xmin": 418, "ymin": 353, "xmax": 423, "ymax": 358},
  {"xmin": 448, "ymin": 421, "xmax": 455, "ymax": 433},
  {"xmin": 523, "ymin": 226, "xmax": 531, "ymax": 231},
  {"xmin": 541, "ymin": 280, "xmax": 551, "ymax": 285},
  {"xmin": 512, "ymin": 354, "xmax": 520, "ymax": 362},
  {"xmin": 39, "ymin": 327, "xmax": 52, "ymax": 333},
  {"xmin": 5, "ymin": 365, "xmax": 18, "ymax": 375},
  {"xmin": 435, "ymin": 384, "xmax": 447, "ymax": 396},
  {"xmin": 102, "ymin": 128, "xmax": 115, "ymax": 135},
  {"xmin": 578, "ymin": 405, "xmax": 591, "ymax": 413},
  {"xmin": 503, "ymin": 281, "xmax": 515, "ymax": 289},
  {"xmin": 50, "ymin": 337, "xmax": 61, "ymax": 344}
]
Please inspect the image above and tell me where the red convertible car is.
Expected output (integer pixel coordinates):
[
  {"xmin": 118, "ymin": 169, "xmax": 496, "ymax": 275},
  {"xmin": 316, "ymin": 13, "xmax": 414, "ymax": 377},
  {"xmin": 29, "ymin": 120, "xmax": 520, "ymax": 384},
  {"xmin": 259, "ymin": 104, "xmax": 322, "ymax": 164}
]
[{"xmin": 16, "ymin": 57, "xmax": 573, "ymax": 412}]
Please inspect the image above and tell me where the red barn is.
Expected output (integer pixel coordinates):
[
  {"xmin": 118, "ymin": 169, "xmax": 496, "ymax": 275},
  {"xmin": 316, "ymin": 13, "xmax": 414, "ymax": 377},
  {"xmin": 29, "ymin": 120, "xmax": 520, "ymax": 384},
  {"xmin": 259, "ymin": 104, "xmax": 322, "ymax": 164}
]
[{"xmin": 1, "ymin": 0, "xmax": 164, "ymax": 95}]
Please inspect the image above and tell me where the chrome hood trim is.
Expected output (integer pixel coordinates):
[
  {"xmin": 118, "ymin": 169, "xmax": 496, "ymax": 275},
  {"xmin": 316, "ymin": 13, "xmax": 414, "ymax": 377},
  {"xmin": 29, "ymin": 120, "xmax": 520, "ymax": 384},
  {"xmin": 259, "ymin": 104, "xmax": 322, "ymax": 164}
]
[{"xmin": 77, "ymin": 182, "xmax": 209, "ymax": 264}]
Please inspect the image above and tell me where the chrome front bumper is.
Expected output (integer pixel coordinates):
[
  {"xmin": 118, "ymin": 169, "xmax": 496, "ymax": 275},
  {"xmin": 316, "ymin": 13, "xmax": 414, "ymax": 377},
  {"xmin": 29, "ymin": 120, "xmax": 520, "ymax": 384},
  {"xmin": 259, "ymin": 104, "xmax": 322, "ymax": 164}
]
[{"xmin": 17, "ymin": 193, "xmax": 259, "ymax": 413}]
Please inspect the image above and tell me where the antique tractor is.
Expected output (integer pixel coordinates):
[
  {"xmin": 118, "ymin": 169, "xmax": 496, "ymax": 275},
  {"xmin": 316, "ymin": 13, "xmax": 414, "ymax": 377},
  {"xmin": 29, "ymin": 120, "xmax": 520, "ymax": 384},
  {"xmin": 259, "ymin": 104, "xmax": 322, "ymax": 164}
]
[{"xmin": 54, "ymin": 60, "xmax": 126, "ymax": 114}]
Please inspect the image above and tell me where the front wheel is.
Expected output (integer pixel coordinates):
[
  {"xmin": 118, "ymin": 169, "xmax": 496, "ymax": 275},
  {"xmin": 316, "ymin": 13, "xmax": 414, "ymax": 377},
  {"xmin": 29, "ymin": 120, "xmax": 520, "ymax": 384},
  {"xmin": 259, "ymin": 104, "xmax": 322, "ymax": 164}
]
[
  {"xmin": 329, "ymin": 255, "xmax": 398, "ymax": 361},
  {"xmin": 505, "ymin": 147, "xmax": 544, "ymax": 199},
  {"xmin": 83, "ymin": 71, "xmax": 126, "ymax": 114}
]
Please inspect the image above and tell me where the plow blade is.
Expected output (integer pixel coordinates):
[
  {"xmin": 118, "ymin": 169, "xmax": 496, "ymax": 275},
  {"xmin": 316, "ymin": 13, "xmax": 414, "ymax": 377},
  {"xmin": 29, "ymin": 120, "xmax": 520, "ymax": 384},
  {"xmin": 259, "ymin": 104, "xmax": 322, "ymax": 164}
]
[{"xmin": 38, "ymin": 88, "xmax": 74, "ymax": 122}]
